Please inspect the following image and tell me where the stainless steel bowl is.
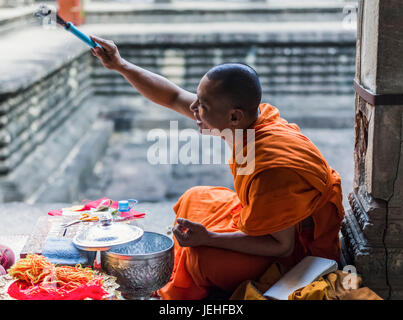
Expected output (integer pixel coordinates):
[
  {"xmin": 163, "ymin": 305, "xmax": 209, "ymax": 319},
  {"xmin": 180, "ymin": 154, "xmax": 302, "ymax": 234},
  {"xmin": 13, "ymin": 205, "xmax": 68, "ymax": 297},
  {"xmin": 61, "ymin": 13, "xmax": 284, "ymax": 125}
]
[{"xmin": 101, "ymin": 231, "xmax": 174, "ymax": 299}]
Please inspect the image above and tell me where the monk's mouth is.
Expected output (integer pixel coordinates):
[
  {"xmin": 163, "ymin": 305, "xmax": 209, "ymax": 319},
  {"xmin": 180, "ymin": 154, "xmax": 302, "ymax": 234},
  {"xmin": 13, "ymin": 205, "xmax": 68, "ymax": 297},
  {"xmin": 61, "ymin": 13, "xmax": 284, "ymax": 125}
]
[{"xmin": 194, "ymin": 112, "xmax": 203, "ymax": 126}]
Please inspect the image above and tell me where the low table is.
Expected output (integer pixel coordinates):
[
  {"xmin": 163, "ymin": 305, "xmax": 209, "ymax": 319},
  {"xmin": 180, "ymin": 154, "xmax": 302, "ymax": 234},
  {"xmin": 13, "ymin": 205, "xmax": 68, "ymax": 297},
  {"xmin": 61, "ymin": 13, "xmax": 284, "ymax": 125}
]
[{"xmin": 20, "ymin": 215, "xmax": 95, "ymax": 258}]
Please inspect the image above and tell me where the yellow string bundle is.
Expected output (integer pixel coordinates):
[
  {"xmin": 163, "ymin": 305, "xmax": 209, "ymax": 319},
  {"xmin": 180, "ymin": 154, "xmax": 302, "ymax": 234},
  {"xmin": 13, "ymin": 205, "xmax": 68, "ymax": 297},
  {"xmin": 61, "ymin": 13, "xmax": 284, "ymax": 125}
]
[
  {"xmin": 8, "ymin": 254, "xmax": 54, "ymax": 285},
  {"xmin": 8, "ymin": 254, "xmax": 102, "ymax": 291}
]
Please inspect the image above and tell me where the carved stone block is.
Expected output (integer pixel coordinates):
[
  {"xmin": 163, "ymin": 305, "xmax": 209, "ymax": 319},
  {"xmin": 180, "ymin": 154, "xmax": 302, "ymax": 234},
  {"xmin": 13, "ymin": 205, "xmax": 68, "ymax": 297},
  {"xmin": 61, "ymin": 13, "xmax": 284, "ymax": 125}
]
[
  {"xmin": 353, "ymin": 98, "xmax": 371, "ymax": 192},
  {"xmin": 347, "ymin": 191, "xmax": 386, "ymax": 246},
  {"xmin": 341, "ymin": 208, "xmax": 388, "ymax": 289}
]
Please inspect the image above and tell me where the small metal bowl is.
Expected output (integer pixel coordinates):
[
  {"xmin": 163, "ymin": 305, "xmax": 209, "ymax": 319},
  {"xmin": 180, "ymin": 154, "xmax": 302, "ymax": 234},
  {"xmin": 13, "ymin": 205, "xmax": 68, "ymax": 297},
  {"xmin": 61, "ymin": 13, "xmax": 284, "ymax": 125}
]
[{"xmin": 101, "ymin": 231, "xmax": 174, "ymax": 299}]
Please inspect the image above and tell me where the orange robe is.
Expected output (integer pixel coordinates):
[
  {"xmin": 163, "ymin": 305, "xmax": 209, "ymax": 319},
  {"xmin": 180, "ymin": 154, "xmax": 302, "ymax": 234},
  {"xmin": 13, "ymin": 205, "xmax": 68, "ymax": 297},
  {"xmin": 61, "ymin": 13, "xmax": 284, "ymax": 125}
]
[{"xmin": 158, "ymin": 103, "xmax": 345, "ymax": 300}]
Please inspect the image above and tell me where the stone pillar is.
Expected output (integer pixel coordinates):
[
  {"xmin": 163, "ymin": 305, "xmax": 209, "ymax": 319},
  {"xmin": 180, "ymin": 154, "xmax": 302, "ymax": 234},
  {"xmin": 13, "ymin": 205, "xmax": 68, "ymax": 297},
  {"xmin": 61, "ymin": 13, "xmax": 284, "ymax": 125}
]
[{"xmin": 342, "ymin": 0, "xmax": 403, "ymax": 299}]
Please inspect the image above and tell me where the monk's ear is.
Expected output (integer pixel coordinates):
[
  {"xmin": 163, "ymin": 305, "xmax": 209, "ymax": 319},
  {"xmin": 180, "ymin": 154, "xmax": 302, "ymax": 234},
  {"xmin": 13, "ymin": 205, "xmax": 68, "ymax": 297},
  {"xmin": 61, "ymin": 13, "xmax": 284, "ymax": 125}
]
[{"xmin": 230, "ymin": 108, "xmax": 245, "ymax": 126}]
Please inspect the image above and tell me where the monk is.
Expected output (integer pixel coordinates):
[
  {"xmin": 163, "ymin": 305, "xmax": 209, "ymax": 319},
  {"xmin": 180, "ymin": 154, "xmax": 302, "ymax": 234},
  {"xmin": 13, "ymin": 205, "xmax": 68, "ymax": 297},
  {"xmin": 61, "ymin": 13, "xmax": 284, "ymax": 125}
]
[{"xmin": 91, "ymin": 35, "xmax": 345, "ymax": 300}]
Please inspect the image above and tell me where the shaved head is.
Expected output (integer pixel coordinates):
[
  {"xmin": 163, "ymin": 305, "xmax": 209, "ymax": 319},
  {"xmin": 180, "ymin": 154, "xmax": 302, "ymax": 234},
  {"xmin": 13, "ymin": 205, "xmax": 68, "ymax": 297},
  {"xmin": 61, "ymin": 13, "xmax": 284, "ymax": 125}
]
[{"xmin": 206, "ymin": 63, "xmax": 262, "ymax": 115}]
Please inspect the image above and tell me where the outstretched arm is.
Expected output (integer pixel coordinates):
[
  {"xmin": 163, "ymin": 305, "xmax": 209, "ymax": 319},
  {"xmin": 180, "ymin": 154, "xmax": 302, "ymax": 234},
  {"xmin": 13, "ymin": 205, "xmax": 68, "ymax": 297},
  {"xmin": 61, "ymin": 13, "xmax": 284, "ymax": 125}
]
[{"xmin": 90, "ymin": 35, "xmax": 196, "ymax": 120}]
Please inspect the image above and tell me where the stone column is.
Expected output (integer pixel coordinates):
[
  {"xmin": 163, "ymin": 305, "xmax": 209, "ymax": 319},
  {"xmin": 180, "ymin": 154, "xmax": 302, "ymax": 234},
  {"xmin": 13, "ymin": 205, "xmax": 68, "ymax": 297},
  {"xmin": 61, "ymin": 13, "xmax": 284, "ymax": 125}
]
[{"xmin": 342, "ymin": 0, "xmax": 403, "ymax": 299}]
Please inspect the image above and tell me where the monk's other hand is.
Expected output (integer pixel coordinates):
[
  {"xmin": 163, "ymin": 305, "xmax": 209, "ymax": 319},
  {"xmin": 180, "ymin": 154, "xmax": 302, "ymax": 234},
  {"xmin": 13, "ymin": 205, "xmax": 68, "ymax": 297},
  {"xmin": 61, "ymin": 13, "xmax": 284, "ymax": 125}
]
[
  {"xmin": 90, "ymin": 35, "xmax": 125, "ymax": 71},
  {"xmin": 173, "ymin": 218, "xmax": 210, "ymax": 247}
]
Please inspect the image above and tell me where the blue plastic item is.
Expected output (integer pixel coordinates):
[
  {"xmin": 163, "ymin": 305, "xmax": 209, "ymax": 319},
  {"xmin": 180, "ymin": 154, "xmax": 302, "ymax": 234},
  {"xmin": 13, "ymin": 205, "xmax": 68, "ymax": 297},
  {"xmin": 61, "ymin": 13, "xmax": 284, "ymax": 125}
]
[
  {"xmin": 65, "ymin": 22, "xmax": 102, "ymax": 49},
  {"xmin": 118, "ymin": 199, "xmax": 138, "ymax": 212}
]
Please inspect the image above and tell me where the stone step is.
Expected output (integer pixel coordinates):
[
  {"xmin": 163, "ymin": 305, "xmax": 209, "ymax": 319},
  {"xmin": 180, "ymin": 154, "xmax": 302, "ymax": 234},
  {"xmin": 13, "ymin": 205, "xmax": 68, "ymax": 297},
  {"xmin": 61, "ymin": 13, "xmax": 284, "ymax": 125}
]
[
  {"xmin": 0, "ymin": 26, "xmax": 89, "ymax": 95},
  {"xmin": 131, "ymin": 200, "xmax": 177, "ymax": 236},
  {"xmin": 1, "ymin": 97, "xmax": 102, "ymax": 203},
  {"xmin": 300, "ymin": 127, "xmax": 354, "ymax": 207},
  {"xmin": 82, "ymin": 21, "xmax": 356, "ymax": 44},
  {"xmin": 92, "ymin": 71, "xmax": 355, "ymax": 85},
  {"xmin": 0, "ymin": 5, "xmax": 39, "ymax": 36},
  {"xmin": 79, "ymin": 103, "xmax": 353, "ymax": 205},
  {"xmin": 92, "ymin": 92, "xmax": 355, "ymax": 130},
  {"xmin": 93, "ymin": 84, "xmax": 355, "ymax": 97},
  {"xmin": 115, "ymin": 46, "xmax": 356, "ymax": 59},
  {"xmin": 84, "ymin": 1, "xmax": 353, "ymax": 24},
  {"xmin": 29, "ymin": 117, "xmax": 114, "ymax": 204},
  {"xmin": 79, "ymin": 118, "xmax": 237, "ymax": 203},
  {"xmin": 0, "ymin": 202, "xmax": 70, "ymax": 236}
]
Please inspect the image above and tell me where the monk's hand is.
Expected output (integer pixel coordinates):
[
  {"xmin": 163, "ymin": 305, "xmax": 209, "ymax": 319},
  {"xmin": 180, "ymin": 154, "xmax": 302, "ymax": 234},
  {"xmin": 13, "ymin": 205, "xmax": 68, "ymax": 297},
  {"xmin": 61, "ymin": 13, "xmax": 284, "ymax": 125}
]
[
  {"xmin": 90, "ymin": 35, "xmax": 125, "ymax": 71},
  {"xmin": 173, "ymin": 218, "xmax": 210, "ymax": 247}
]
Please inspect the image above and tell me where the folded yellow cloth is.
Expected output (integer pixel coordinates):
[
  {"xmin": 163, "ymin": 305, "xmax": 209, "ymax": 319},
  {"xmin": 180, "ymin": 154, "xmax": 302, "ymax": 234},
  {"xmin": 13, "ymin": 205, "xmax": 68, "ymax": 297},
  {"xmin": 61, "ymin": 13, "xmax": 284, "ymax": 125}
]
[
  {"xmin": 289, "ymin": 270, "xmax": 383, "ymax": 300},
  {"xmin": 230, "ymin": 266, "xmax": 383, "ymax": 300},
  {"xmin": 324, "ymin": 270, "xmax": 382, "ymax": 300},
  {"xmin": 230, "ymin": 263, "xmax": 284, "ymax": 300},
  {"xmin": 289, "ymin": 277, "xmax": 329, "ymax": 300}
]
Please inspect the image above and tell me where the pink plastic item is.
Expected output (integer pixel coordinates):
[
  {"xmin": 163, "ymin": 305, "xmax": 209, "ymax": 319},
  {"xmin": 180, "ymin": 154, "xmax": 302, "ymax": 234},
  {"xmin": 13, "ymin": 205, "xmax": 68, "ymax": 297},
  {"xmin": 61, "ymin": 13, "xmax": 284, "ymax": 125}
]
[
  {"xmin": 48, "ymin": 197, "xmax": 146, "ymax": 220},
  {"xmin": 0, "ymin": 245, "xmax": 15, "ymax": 271}
]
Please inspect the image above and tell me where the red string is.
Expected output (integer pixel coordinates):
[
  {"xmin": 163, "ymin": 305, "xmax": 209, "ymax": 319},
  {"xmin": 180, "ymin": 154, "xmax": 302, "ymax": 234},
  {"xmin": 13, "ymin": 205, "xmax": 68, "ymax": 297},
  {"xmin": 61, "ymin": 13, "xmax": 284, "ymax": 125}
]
[{"xmin": 8, "ymin": 279, "xmax": 109, "ymax": 300}]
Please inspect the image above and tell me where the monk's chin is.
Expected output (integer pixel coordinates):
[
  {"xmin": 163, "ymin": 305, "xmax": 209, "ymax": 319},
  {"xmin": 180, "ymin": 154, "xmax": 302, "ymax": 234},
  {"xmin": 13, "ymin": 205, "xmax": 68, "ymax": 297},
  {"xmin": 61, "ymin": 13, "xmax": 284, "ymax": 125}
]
[
  {"xmin": 199, "ymin": 128, "xmax": 224, "ymax": 137},
  {"xmin": 198, "ymin": 124, "xmax": 213, "ymax": 135},
  {"xmin": 197, "ymin": 122, "xmax": 210, "ymax": 134}
]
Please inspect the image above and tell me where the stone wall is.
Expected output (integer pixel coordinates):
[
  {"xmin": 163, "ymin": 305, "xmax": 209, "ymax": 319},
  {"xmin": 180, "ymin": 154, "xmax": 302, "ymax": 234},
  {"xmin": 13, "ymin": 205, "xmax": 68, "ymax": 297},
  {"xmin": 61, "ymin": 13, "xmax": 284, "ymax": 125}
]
[
  {"xmin": 0, "ymin": 52, "xmax": 97, "ymax": 202},
  {"xmin": 0, "ymin": 21, "xmax": 113, "ymax": 203},
  {"xmin": 93, "ymin": 44, "xmax": 355, "ymax": 97},
  {"xmin": 0, "ymin": 6, "xmax": 40, "ymax": 36}
]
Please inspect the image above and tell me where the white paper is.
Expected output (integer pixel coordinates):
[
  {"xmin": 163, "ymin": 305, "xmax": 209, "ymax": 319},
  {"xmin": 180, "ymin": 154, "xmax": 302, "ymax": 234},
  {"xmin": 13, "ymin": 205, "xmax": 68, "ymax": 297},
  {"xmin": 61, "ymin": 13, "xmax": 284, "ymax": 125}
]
[{"xmin": 263, "ymin": 256, "xmax": 338, "ymax": 300}]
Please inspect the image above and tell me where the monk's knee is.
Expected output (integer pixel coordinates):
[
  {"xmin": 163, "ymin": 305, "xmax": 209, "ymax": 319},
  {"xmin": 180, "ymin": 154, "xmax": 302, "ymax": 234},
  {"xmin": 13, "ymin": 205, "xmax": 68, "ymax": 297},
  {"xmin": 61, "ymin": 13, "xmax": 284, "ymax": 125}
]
[
  {"xmin": 188, "ymin": 246, "xmax": 226, "ymax": 279},
  {"xmin": 181, "ymin": 246, "xmax": 215, "ymax": 286},
  {"xmin": 174, "ymin": 186, "xmax": 213, "ymax": 217},
  {"xmin": 182, "ymin": 186, "xmax": 211, "ymax": 198}
]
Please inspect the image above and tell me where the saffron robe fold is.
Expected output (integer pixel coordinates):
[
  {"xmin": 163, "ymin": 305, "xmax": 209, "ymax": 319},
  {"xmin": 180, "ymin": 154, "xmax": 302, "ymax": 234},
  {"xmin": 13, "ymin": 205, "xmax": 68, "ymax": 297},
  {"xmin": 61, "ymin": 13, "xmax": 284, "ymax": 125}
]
[{"xmin": 158, "ymin": 103, "xmax": 345, "ymax": 300}]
